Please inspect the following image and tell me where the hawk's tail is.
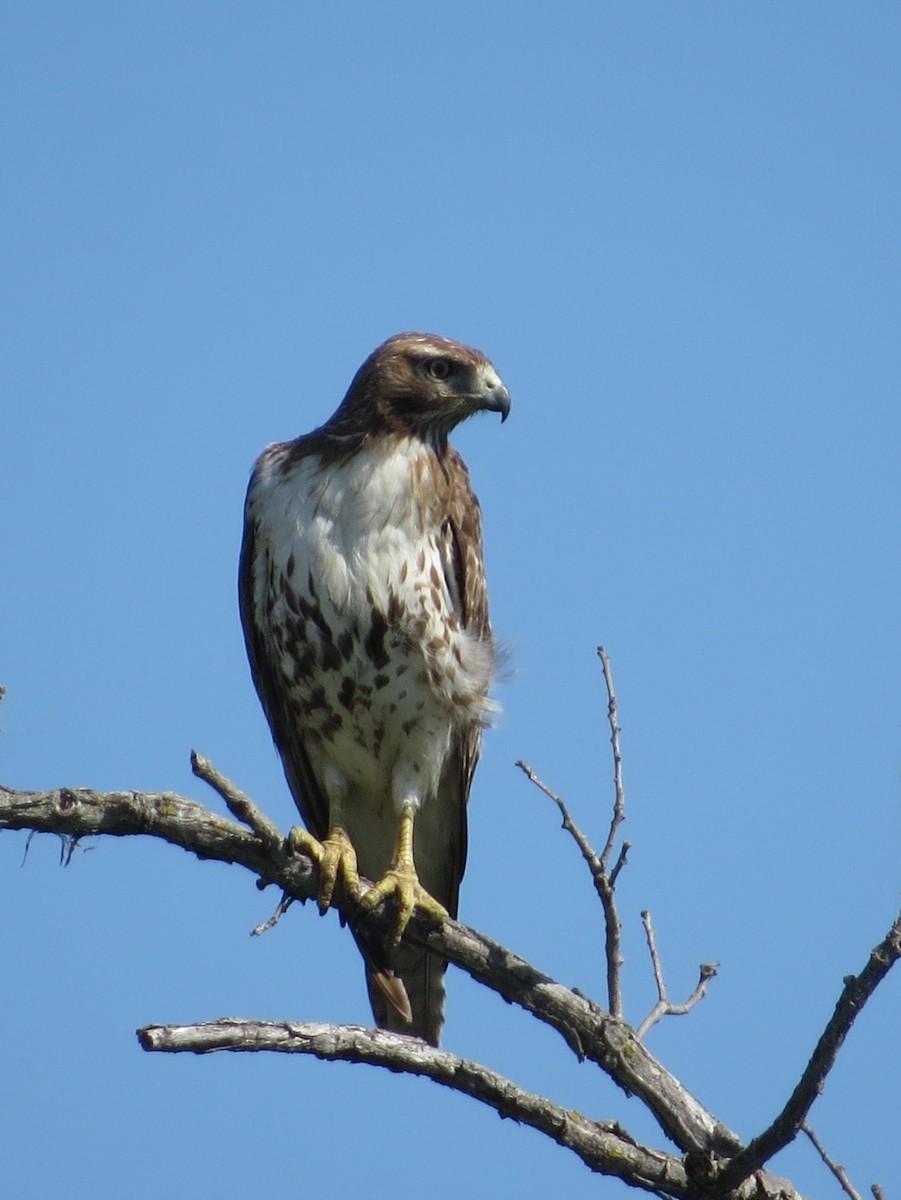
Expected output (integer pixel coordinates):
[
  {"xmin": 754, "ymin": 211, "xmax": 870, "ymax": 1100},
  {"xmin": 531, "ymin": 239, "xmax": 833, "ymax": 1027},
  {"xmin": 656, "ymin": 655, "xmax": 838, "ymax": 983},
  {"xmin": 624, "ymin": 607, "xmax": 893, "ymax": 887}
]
[{"xmin": 353, "ymin": 926, "xmax": 447, "ymax": 1046}]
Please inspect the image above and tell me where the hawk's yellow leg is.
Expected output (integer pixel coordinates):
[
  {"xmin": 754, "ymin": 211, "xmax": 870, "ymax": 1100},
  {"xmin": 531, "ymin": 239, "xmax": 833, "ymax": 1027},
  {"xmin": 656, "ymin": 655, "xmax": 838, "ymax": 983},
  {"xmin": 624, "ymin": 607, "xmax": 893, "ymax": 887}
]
[
  {"xmin": 289, "ymin": 825, "xmax": 361, "ymax": 914},
  {"xmin": 359, "ymin": 807, "xmax": 448, "ymax": 947}
]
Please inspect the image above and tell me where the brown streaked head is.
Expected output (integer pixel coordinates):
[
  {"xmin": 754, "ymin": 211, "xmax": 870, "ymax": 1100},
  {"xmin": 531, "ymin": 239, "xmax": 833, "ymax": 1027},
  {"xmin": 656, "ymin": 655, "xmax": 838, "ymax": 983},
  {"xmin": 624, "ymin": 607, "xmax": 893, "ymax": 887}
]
[{"xmin": 331, "ymin": 332, "xmax": 510, "ymax": 442}]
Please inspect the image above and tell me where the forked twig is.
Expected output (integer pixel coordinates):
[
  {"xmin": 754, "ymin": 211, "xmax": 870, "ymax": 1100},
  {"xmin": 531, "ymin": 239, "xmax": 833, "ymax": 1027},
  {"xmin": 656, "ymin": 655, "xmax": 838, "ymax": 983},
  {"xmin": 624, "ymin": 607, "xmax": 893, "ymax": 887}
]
[
  {"xmin": 515, "ymin": 759, "xmax": 627, "ymax": 1018},
  {"xmin": 517, "ymin": 648, "xmax": 633, "ymax": 1019},
  {"xmin": 191, "ymin": 749, "xmax": 283, "ymax": 855},
  {"xmin": 636, "ymin": 911, "xmax": 718, "ymax": 1040}
]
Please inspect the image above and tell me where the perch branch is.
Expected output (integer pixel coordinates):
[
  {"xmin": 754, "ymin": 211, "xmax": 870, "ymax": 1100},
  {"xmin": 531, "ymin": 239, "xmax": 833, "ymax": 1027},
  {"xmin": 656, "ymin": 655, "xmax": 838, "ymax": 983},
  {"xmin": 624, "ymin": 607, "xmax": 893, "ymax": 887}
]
[
  {"xmin": 138, "ymin": 1018, "xmax": 689, "ymax": 1194},
  {"xmin": 0, "ymin": 770, "xmax": 737, "ymax": 1156},
  {"xmin": 4, "ymin": 768, "xmax": 888, "ymax": 1200},
  {"xmin": 635, "ymin": 910, "xmax": 719, "ymax": 1040}
]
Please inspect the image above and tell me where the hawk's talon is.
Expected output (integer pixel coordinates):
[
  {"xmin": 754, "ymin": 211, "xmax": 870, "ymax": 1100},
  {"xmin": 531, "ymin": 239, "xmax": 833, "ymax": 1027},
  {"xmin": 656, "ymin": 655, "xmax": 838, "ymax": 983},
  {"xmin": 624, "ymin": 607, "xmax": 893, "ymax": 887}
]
[
  {"xmin": 288, "ymin": 825, "xmax": 361, "ymax": 913},
  {"xmin": 360, "ymin": 864, "xmax": 448, "ymax": 948}
]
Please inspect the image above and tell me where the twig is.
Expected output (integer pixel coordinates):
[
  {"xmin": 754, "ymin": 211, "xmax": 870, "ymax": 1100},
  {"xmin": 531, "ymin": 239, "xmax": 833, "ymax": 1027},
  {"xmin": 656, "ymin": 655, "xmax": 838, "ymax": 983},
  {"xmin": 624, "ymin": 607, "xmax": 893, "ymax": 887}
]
[
  {"xmin": 251, "ymin": 893, "xmax": 295, "ymax": 936},
  {"xmin": 610, "ymin": 839, "xmax": 631, "ymax": 887},
  {"xmin": 714, "ymin": 911, "xmax": 901, "ymax": 1193},
  {"xmin": 191, "ymin": 750, "xmax": 283, "ymax": 855},
  {"xmin": 872, "ymin": 1186, "xmax": 886, "ymax": 1200},
  {"xmin": 596, "ymin": 645, "xmax": 627, "ymax": 1017},
  {"xmin": 515, "ymin": 760, "xmax": 626, "ymax": 1018},
  {"xmin": 514, "ymin": 645, "xmax": 631, "ymax": 1021},
  {"xmin": 137, "ymin": 1018, "xmax": 689, "ymax": 1194},
  {"xmin": 635, "ymin": 911, "xmax": 719, "ymax": 1040},
  {"xmin": 597, "ymin": 646, "xmax": 626, "ymax": 871},
  {"xmin": 801, "ymin": 1123, "xmax": 863, "ymax": 1200},
  {"xmin": 514, "ymin": 762, "xmax": 600, "ymax": 875}
]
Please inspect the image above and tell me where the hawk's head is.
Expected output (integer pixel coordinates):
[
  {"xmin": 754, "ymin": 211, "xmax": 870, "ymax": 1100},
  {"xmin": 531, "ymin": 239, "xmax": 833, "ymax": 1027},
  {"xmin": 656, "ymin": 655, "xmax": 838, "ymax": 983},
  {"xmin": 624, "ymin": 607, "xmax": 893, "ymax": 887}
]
[{"xmin": 334, "ymin": 332, "xmax": 510, "ymax": 443}]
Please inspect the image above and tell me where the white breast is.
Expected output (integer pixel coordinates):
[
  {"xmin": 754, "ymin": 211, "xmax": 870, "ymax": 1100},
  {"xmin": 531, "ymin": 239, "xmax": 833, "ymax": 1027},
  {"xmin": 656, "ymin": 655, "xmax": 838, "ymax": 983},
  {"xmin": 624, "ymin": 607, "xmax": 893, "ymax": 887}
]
[{"xmin": 248, "ymin": 438, "xmax": 495, "ymax": 813}]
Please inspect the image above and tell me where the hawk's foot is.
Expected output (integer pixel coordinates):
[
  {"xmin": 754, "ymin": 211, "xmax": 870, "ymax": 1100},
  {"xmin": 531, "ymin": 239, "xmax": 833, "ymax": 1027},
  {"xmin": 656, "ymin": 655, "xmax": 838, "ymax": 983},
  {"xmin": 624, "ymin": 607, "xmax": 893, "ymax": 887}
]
[
  {"xmin": 288, "ymin": 825, "xmax": 361, "ymax": 914},
  {"xmin": 359, "ymin": 862, "xmax": 448, "ymax": 948}
]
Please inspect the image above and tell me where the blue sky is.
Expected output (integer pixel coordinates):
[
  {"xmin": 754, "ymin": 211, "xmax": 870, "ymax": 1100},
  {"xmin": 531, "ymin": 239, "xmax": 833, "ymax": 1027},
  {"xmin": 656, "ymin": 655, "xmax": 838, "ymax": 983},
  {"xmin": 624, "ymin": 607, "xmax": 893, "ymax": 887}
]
[{"xmin": 2, "ymin": 3, "xmax": 899, "ymax": 1196}]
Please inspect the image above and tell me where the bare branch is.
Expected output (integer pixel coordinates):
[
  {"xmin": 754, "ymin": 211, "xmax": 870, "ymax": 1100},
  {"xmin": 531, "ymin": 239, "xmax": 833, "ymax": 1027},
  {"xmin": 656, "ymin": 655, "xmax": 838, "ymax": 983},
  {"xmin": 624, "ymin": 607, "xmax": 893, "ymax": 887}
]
[
  {"xmin": 3, "ymin": 770, "xmax": 887, "ymax": 1200},
  {"xmin": 138, "ymin": 1018, "xmax": 690, "ymax": 1195},
  {"xmin": 597, "ymin": 645, "xmax": 626, "ymax": 871},
  {"xmin": 516, "ymin": 759, "xmax": 626, "ymax": 1019},
  {"xmin": 0, "ymin": 778, "xmax": 300, "ymax": 886},
  {"xmin": 872, "ymin": 1186, "xmax": 887, "ymax": 1200},
  {"xmin": 251, "ymin": 893, "xmax": 295, "ymax": 936},
  {"xmin": 801, "ymin": 1123, "xmax": 863, "ymax": 1200},
  {"xmin": 643, "ymin": 909, "xmax": 668, "ymax": 998},
  {"xmin": 190, "ymin": 750, "xmax": 283, "ymax": 855},
  {"xmin": 0, "ymin": 773, "xmax": 739, "ymax": 1156},
  {"xmin": 635, "ymin": 911, "xmax": 718, "ymax": 1040},
  {"xmin": 515, "ymin": 761, "xmax": 601, "ymax": 874},
  {"xmin": 515, "ymin": 649, "xmax": 631, "ymax": 1020},
  {"xmin": 714, "ymin": 911, "xmax": 901, "ymax": 1193},
  {"xmin": 609, "ymin": 839, "xmax": 631, "ymax": 887},
  {"xmin": 597, "ymin": 874, "xmax": 625, "ymax": 1020}
]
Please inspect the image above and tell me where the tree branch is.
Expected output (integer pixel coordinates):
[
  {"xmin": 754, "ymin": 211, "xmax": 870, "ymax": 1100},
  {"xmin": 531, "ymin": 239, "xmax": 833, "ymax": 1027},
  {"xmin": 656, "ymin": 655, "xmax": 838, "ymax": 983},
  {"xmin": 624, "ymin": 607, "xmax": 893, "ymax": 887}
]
[
  {"xmin": 635, "ymin": 910, "xmax": 718, "ymax": 1040},
  {"xmin": 597, "ymin": 645, "xmax": 626, "ymax": 871},
  {"xmin": 0, "ymin": 773, "xmax": 738, "ymax": 1156},
  {"xmin": 801, "ymin": 1123, "xmax": 863, "ymax": 1200},
  {"xmin": 714, "ymin": 911, "xmax": 901, "ymax": 1193},
  {"xmin": 516, "ymin": 651, "xmax": 631, "ymax": 1020},
  {"xmin": 190, "ymin": 749, "xmax": 283, "ymax": 854},
  {"xmin": 3, "ymin": 770, "xmax": 891, "ymax": 1200},
  {"xmin": 138, "ymin": 1018, "xmax": 690, "ymax": 1194},
  {"xmin": 517, "ymin": 759, "xmax": 628, "ymax": 1019}
]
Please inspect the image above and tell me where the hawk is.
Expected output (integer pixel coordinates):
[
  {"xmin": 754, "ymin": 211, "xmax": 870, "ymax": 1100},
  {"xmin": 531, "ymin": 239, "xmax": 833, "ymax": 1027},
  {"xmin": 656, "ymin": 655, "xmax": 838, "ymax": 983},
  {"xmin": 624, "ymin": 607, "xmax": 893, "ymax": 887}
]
[{"xmin": 239, "ymin": 332, "xmax": 509, "ymax": 1044}]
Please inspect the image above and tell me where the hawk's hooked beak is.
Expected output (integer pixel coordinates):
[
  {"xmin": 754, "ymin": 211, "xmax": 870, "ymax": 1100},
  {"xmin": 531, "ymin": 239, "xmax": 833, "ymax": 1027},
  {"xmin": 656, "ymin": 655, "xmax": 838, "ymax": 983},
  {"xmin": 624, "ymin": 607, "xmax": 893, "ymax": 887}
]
[{"xmin": 481, "ymin": 381, "xmax": 511, "ymax": 423}]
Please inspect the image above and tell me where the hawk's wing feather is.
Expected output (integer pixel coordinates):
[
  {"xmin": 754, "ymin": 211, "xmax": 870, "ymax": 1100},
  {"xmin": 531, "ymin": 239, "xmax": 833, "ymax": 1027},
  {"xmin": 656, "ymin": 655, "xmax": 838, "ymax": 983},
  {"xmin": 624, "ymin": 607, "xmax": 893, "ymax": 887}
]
[
  {"xmin": 434, "ymin": 446, "xmax": 493, "ymax": 915},
  {"xmin": 238, "ymin": 502, "xmax": 330, "ymax": 841}
]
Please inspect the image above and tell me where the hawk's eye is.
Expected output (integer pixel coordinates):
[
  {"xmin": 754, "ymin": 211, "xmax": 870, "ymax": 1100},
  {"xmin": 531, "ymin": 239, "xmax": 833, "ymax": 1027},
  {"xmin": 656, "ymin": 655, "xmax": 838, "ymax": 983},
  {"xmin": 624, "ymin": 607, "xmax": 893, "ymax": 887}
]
[{"xmin": 427, "ymin": 358, "xmax": 451, "ymax": 381}]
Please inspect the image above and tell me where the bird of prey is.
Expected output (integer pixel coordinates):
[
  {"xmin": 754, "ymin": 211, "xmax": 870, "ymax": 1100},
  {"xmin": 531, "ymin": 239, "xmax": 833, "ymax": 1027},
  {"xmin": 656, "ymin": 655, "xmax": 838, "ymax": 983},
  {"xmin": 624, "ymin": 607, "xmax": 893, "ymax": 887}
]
[{"xmin": 239, "ymin": 332, "xmax": 509, "ymax": 1044}]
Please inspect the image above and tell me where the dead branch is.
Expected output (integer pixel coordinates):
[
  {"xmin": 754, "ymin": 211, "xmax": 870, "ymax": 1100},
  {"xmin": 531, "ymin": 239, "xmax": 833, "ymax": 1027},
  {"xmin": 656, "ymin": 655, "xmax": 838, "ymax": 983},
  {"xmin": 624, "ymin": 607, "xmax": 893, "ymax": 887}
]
[
  {"xmin": 713, "ymin": 910, "xmax": 901, "ymax": 1193},
  {"xmin": 516, "ymin": 653, "xmax": 634, "ymax": 1026},
  {"xmin": 1, "ymin": 767, "xmax": 894, "ymax": 1200},
  {"xmin": 597, "ymin": 645, "xmax": 626, "ymax": 870},
  {"xmin": 0, "ymin": 773, "xmax": 738, "ymax": 1156},
  {"xmin": 138, "ymin": 1018, "xmax": 690, "ymax": 1193},
  {"xmin": 635, "ymin": 910, "xmax": 718, "ymax": 1040},
  {"xmin": 517, "ymin": 758, "xmax": 628, "ymax": 1019},
  {"xmin": 801, "ymin": 1124, "xmax": 863, "ymax": 1200},
  {"xmin": 191, "ymin": 749, "xmax": 283, "ymax": 854}
]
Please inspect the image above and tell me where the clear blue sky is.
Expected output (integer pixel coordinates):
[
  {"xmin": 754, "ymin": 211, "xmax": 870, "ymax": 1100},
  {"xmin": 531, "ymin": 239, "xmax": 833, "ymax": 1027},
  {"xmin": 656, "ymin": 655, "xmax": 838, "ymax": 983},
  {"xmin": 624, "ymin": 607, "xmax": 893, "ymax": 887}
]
[{"xmin": 2, "ymin": 4, "xmax": 899, "ymax": 1196}]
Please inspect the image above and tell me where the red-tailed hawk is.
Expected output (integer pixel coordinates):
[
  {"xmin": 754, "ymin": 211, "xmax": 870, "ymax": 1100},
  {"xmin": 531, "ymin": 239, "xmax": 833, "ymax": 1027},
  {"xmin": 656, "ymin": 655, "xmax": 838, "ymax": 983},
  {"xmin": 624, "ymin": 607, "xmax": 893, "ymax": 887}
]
[{"xmin": 239, "ymin": 332, "xmax": 509, "ymax": 1044}]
